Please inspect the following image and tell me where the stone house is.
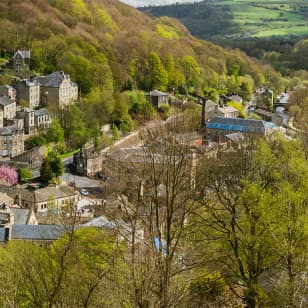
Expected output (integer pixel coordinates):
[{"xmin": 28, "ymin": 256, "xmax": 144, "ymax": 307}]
[
  {"xmin": 34, "ymin": 109, "xmax": 52, "ymax": 129},
  {"xmin": 12, "ymin": 50, "xmax": 30, "ymax": 72},
  {"xmin": 0, "ymin": 206, "xmax": 38, "ymax": 227},
  {"xmin": 0, "ymin": 124, "xmax": 24, "ymax": 159},
  {"xmin": 13, "ymin": 79, "xmax": 40, "ymax": 108},
  {"xmin": 0, "ymin": 184, "xmax": 78, "ymax": 213},
  {"xmin": 73, "ymin": 147, "xmax": 103, "ymax": 177},
  {"xmin": 16, "ymin": 108, "xmax": 35, "ymax": 134},
  {"xmin": 0, "ymin": 85, "xmax": 16, "ymax": 100},
  {"xmin": 0, "ymin": 96, "xmax": 16, "ymax": 120},
  {"xmin": 34, "ymin": 71, "xmax": 78, "ymax": 109},
  {"xmin": 216, "ymin": 106, "xmax": 239, "ymax": 118},
  {"xmin": 145, "ymin": 90, "xmax": 169, "ymax": 108}
]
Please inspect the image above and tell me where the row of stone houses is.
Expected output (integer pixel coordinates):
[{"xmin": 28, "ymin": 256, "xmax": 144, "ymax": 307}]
[{"xmin": 0, "ymin": 94, "xmax": 52, "ymax": 159}]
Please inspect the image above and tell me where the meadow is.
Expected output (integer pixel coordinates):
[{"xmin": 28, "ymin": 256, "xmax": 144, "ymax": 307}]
[{"xmin": 213, "ymin": 0, "xmax": 308, "ymax": 37}]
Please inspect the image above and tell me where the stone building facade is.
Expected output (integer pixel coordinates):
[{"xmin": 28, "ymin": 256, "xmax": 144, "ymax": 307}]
[
  {"xmin": 0, "ymin": 124, "xmax": 24, "ymax": 159},
  {"xmin": 13, "ymin": 79, "xmax": 40, "ymax": 109},
  {"xmin": 34, "ymin": 71, "xmax": 78, "ymax": 109},
  {"xmin": 0, "ymin": 96, "xmax": 16, "ymax": 120}
]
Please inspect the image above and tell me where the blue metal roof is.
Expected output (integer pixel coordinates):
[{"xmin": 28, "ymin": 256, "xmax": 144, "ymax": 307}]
[{"xmin": 207, "ymin": 117, "xmax": 265, "ymax": 134}]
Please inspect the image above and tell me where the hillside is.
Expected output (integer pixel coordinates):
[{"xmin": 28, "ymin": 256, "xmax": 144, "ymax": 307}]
[
  {"xmin": 0, "ymin": 0, "xmax": 284, "ymax": 148},
  {"xmin": 141, "ymin": 0, "xmax": 308, "ymax": 39}
]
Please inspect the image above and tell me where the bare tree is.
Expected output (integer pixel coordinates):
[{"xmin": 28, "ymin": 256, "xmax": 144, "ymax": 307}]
[{"xmin": 105, "ymin": 118, "xmax": 200, "ymax": 307}]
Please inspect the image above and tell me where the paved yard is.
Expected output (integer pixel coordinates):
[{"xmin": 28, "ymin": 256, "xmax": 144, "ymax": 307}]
[{"xmin": 60, "ymin": 172, "xmax": 101, "ymax": 189}]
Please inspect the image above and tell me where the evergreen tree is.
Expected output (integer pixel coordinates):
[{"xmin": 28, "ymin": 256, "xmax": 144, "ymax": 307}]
[{"xmin": 40, "ymin": 159, "xmax": 53, "ymax": 183}]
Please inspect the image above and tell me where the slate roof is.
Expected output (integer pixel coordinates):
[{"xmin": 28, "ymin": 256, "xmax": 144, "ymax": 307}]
[
  {"xmin": 226, "ymin": 132, "xmax": 245, "ymax": 144},
  {"xmin": 0, "ymin": 125, "xmax": 22, "ymax": 136},
  {"xmin": 0, "ymin": 96, "xmax": 15, "ymax": 106},
  {"xmin": 11, "ymin": 224, "xmax": 64, "ymax": 240},
  {"xmin": 145, "ymin": 90, "xmax": 169, "ymax": 97},
  {"xmin": 207, "ymin": 117, "xmax": 265, "ymax": 134},
  {"xmin": 10, "ymin": 208, "xmax": 31, "ymax": 224},
  {"xmin": 34, "ymin": 71, "xmax": 73, "ymax": 88},
  {"xmin": 13, "ymin": 50, "xmax": 30, "ymax": 59},
  {"xmin": 217, "ymin": 106, "xmax": 239, "ymax": 114}
]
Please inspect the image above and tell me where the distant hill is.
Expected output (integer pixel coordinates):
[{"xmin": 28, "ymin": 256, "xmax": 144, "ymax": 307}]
[{"xmin": 140, "ymin": 0, "xmax": 308, "ymax": 39}]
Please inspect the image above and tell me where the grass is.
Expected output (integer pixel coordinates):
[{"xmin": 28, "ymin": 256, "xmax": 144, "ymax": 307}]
[
  {"xmin": 59, "ymin": 149, "xmax": 80, "ymax": 159},
  {"xmin": 213, "ymin": 0, "xmax": 308, "ymax": 37}
]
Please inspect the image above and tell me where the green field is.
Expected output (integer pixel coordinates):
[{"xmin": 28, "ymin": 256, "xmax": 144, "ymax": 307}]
[{"xmin": 213, "ymin": 0, "xmax": 308, "ymax": 37}]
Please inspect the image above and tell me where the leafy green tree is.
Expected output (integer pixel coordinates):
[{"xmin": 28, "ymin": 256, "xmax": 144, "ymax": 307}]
[
  {"xmin": 18, "ymin": 168, "xmax": 32, "ymax": 182},
  {"xmin": 62, "ymin": 105, "xmax": 89, "ymax": 150},
  {"xmin": 45, "ymin": 119, "xmax": 64, "ymax": 144},
  {"xmin": 49, "ymin": 155, "xmax": 64, "ymax": 178},
  {"xmin": 197, "ymin": 136, "xmax": 308, "ymax": 307},
  {"xmin": 179, "ymin": 55, "xmax": 201, "ymax": 94},
  {"xmin": 147, "ymin": 51, "xmax": 168, "ymax": 91}
]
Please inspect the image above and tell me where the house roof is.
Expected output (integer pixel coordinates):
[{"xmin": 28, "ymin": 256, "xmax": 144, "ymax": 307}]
[
  {"xmin": 226, "ymin": 132, "xmax": 245, "ymax": 144},
  {"xmin": 34, "ymin": 71, "xmax": 72, "ymax": 88},
  {"xmin": 18, "ymin": 108, "xmax": 34, "ymax": 113},
  {"xmin": 34, "ymin": 185, "xmax": 76, "ymax": 203},
  {"xmin": 205, "ymin": 100, "xmax": 217, "ymax": 108},
  {"xmin": 0, "ymin": 184, "xmax": 76, "ymax": 204},
  {"xmin": 207, "ymin": 117, "xmax": 265, "ymax": 133},
  {"xmin": 0, "ymin": 125, "xmax": 23, "ymax": 136},
  {"xmin": 34, "ymin": 109, "xmax": 49, "ymax": 117},
  {"xmin": 254, "ymin": 108, "xmax": 273, "ymax": 117},
  {"xmin": 228, "ymin": 95, "xmax": 243, "ymax": 103},
  {"xmin": 82, "ymin": 216, "xmax": 116, "ymax": 230},
  {"xmin": 145, "ymin": 90, "xmax": 169, "ymax": 97},
  {"xmin": 217, "ymin": 106, "xmax": 239, "ymax": 114},
  {"xmin": 10, "ymin": 208, "xmax": 31, "ymax": 224},
  {"xmin": 74, "ymin": 147, "xmax": 101, "ymax": 160},
  {"xmin": 0, "ymin": 96, "xmax": 15, "ymax": 106},
  {"xmin": 0, "ymin": 85, "xmax": 14, "ymax": 90},
  {"xmin": 13, "ymin": 50, "xmax": 30, "ymax": 59},
  {"xmin": 11, "ymin": 224, "xmax": 64, "ymax": 240}
]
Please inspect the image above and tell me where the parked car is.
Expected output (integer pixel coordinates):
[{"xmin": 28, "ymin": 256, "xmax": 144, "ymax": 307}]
[{"xmin": 80, "ymin": 189, "xmax": 89, "ymax": 196}]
